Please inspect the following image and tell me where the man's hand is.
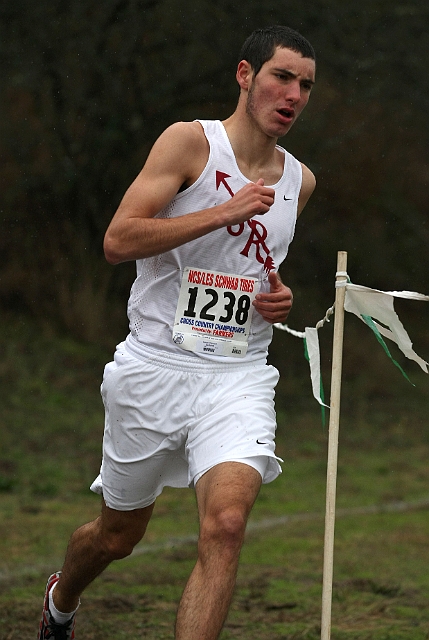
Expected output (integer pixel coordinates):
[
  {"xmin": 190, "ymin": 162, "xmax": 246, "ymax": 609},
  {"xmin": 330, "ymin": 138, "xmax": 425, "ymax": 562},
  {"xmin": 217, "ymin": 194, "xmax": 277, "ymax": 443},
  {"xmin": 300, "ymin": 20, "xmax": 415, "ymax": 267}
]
[
  {"xmin": 220, "ymin": 179, "xmax": 275, "ymax": 226},
  {"xmin": 253, "ymin": 271, "xmax": 293, "ymax": 324}
]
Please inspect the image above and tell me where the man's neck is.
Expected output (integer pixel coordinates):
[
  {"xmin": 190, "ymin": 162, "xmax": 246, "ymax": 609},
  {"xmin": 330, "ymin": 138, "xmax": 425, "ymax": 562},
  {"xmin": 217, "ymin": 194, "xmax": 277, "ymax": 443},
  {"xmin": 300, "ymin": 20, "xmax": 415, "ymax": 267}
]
[{"xmin": 222, "ymin": 112, "xmax": 283, "ymax": 185}]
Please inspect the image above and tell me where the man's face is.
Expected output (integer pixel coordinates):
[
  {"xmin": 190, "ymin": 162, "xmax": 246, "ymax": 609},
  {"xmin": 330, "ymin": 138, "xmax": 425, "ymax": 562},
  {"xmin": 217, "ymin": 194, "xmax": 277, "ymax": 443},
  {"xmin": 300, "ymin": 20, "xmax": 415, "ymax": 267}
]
[{"xmin": 245, "ymin": 46, "xmax": 316, "ymax": 138}]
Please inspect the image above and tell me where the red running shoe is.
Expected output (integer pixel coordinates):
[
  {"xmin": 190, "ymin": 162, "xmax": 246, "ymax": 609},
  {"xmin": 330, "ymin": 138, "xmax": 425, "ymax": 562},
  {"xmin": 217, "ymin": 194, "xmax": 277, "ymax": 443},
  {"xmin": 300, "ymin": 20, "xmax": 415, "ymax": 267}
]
[{"xmin": 37, "ymin": 572, "xmax": 75, "ymax": 639}]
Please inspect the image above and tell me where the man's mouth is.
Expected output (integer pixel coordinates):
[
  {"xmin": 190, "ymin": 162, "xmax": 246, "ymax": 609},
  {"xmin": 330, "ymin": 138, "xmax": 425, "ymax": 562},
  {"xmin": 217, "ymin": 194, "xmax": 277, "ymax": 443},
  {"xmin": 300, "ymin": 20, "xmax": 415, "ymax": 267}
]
[{"xmin": 277, "ymin": 108, "xmax": 294, "ymax": 119}]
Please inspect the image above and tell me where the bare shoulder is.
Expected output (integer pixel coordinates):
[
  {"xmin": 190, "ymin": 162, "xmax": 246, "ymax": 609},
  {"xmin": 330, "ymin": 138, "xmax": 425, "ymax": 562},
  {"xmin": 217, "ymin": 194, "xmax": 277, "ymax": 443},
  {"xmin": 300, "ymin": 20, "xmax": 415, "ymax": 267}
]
[
  {"xmin": 114, "ymin": 121, "xmax": 210, "ymax": 220},
  {"xmin": 158, "ymin": 120, "xmax": 208, "ymax": 151},
  {"xmin": 143, "ymin": 120, "xmax": 209, "ymax": 185},
  {"xmin": 297, "ymin": 163, "xmax": 316, "ymax": 216}
]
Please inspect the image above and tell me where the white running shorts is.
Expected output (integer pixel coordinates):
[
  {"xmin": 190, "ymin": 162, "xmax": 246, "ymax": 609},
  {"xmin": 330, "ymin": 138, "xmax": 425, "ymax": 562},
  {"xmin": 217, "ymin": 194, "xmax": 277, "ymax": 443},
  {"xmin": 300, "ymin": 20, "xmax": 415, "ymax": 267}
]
[{"xmin": 90, "ymin": 343, "xmax": 282, "ymax": 510}]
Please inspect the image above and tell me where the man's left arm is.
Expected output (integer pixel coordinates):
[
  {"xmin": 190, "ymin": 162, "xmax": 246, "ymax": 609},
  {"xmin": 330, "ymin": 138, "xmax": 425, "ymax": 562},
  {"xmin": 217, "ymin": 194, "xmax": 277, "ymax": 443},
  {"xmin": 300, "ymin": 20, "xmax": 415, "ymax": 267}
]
[
  {"xmin": 297, "ymin": 163, "xmax": 316, "ymax": 216},
  {"xmin": 252, "ymin": 271, "xmax": 293, "ymax": 324}
]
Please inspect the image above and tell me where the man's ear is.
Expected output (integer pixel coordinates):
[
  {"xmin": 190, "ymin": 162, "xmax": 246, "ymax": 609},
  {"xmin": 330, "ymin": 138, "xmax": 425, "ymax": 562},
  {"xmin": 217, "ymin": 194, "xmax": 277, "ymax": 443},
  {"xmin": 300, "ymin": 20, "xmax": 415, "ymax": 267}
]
[{"xmin": 236, "ymin": 60, "xmax": 253, "ymax": 90}]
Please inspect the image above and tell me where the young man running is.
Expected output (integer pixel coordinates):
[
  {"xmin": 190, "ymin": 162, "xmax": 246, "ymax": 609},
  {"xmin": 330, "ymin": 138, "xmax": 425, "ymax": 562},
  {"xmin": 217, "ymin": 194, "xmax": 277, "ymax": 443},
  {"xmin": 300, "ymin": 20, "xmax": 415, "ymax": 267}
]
[{"xmin": 38, "ymin": 24, "xmax": 316, "ymax": 640}]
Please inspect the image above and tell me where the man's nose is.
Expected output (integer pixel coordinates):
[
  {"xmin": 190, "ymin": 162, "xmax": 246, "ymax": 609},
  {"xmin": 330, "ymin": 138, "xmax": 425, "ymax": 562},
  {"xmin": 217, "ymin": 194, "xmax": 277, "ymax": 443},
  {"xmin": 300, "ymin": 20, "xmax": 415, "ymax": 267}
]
[{"xmin": 286, "ymin": 80, "xmax": 301, "ymax": 103}]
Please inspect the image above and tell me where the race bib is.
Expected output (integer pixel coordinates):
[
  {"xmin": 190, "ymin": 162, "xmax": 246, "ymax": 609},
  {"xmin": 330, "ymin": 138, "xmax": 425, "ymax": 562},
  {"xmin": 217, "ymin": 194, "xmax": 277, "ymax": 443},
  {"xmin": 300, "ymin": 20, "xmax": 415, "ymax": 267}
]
[{"xmin": 172, "ymin": 267, "xmax": 259, "ymax": 358}]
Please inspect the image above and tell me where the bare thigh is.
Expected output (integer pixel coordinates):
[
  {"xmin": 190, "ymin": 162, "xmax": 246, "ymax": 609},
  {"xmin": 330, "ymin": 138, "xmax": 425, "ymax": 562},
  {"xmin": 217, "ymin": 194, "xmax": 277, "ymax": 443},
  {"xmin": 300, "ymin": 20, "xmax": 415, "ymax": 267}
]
[
  {"xmin": 195, "ymin": 461, "xmax": 262, "ymax": 525},
  {"xmin": 99, "ymin": 499, "xmax": 156, "ymax": 556}
]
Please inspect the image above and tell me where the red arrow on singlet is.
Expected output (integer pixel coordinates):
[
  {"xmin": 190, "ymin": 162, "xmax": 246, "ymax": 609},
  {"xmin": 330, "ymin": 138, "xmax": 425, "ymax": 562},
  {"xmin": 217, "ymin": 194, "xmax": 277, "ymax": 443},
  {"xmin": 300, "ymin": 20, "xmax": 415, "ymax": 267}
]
[{"xmin": 215, "ymin": 170, "xmax": 235, "ymax": 198}]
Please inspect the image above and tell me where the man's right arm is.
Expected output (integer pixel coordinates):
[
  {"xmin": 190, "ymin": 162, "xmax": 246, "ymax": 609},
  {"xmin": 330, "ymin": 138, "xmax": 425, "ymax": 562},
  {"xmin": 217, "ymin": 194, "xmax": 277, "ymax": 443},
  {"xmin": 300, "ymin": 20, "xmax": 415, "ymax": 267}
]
[{"xmin": 104, "ymin": 122, "xmax": 275, "ymax": 265}]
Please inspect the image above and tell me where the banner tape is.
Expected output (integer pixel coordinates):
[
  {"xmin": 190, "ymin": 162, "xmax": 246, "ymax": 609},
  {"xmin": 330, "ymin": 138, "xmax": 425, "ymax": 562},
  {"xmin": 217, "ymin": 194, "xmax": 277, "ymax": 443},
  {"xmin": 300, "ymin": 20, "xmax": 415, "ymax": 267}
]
[{"xmin": 274, "ymin": 278, "xmax": 428, "ymax": 408}]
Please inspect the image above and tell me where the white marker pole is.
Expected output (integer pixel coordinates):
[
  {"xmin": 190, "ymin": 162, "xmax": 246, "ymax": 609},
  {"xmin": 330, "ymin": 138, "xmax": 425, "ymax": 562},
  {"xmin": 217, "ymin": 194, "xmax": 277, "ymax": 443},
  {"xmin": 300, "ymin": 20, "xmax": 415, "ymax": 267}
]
[{"xmin": 321, "ymin": 251, "xmax": 348, "ymax": 640}]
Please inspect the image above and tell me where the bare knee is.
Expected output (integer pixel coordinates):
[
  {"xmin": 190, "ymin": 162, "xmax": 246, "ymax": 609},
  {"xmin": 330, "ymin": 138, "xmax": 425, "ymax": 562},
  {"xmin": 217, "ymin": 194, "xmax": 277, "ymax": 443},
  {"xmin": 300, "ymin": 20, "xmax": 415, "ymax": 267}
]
[
  {"xmin": 101, "ymin": 530, "xmax": 138, "ymax": 560},
  {"xmin": 199, "ymin": 508, "xmax": 247, "ymax": 558}
]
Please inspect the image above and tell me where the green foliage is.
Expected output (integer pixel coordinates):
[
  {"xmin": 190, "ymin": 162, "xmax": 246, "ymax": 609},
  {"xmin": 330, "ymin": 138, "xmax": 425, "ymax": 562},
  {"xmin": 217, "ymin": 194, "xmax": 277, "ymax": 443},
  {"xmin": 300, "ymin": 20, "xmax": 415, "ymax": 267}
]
[{"xmin": 0, "ymin": 314, "xmax": 109, "ymax": 500}]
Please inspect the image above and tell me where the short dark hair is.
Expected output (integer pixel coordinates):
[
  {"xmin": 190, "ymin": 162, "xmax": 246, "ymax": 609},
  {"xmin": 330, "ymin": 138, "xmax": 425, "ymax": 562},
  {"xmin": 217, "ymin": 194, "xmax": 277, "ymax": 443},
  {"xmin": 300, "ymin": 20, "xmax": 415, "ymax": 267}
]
[{"xmin": 239, "ymin": 25, "xmax": 315, "ymax": 77}]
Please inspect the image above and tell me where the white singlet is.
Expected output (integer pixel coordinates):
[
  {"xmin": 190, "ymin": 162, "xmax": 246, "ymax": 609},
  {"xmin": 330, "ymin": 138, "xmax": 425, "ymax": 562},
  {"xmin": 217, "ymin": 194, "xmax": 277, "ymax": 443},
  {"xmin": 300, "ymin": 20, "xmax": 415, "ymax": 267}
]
[
  {"xmin": 125, "ymin": 119, "xmax": 302, "ymax": 364},
  {"xmin": 90, "ymin": 120, "xmax": 303, "ymax": 506}
]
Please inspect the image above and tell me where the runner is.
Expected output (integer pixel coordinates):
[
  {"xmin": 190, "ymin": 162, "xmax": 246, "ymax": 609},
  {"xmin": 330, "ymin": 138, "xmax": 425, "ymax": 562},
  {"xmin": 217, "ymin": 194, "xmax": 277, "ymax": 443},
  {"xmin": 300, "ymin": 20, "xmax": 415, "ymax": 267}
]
[{"xmin": 38, "ymin": 24, "xmax": 316, "ymax": 639}]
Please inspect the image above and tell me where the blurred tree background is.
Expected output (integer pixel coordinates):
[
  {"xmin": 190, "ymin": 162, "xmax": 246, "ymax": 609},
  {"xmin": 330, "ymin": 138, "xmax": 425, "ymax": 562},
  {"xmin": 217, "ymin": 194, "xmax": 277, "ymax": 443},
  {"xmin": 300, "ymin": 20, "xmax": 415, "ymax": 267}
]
[{"xmin": 1, "ymin": 0, "xmax": 428, "ymax": 346}]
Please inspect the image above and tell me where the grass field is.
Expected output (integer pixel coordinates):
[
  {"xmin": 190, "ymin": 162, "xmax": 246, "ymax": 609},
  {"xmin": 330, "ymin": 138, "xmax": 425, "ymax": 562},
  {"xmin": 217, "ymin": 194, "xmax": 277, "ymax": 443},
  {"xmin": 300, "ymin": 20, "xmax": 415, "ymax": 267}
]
[{"xmin": 1, "ymin": 312, "xmax": 429, "ymax": 639}]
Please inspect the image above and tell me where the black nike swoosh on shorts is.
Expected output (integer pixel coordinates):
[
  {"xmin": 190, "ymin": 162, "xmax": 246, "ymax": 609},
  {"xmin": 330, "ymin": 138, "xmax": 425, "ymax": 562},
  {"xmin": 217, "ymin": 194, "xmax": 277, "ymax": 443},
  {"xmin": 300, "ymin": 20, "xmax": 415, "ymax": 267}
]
[{"xmin": 256, "ymin": 439, "xmax": 268, "ymax": 445}]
